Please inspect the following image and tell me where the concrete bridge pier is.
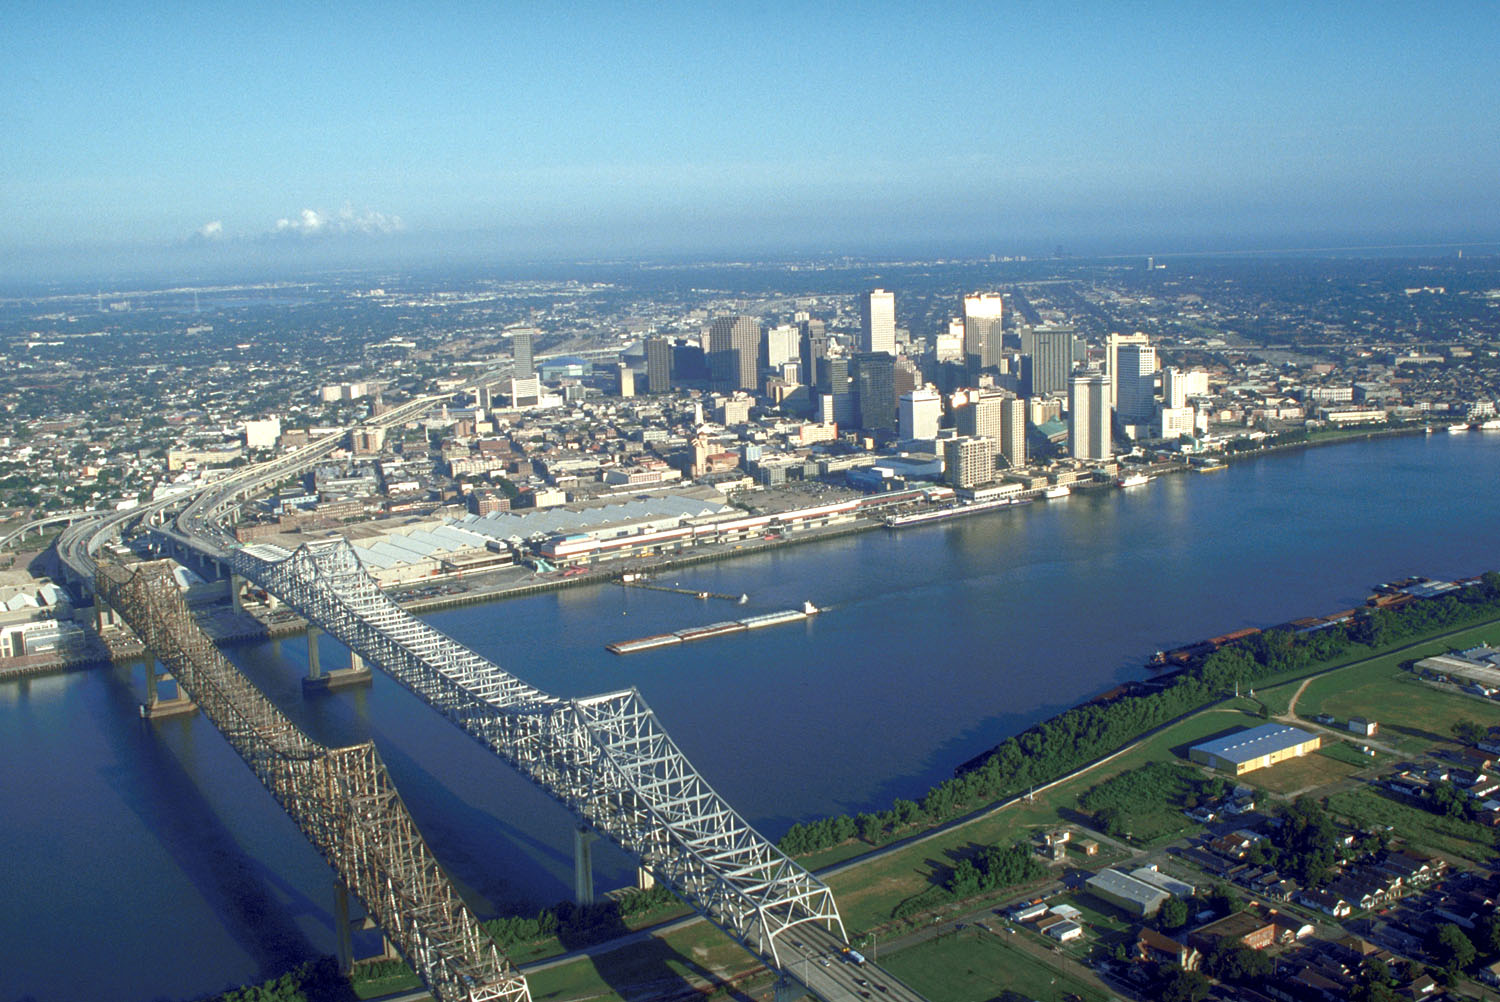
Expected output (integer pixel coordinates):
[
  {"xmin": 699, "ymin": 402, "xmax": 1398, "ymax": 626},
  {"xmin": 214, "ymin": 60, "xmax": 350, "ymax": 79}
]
[
  {"xmin": 333, "ymin": 881, "xmax": 399, "ymax": 976},
  {"xmin": 774, "ymin": 973, "xmax": 808, "ymax": 1002},
  {"xmin": 573, "ymin": 826, "xmax": 598, "ymax": 906},
  {"xmin": 302, "ymin": 628, "xmax": 372, "ymax": 695},
  {"xmin": 140, "ymin": 661, "xmax": 197, "ymax": 719},
  {"xmin": 229, "ymin": 573, "xmax": 245, "ymax": 615},
  {"xmin": 636, "ymin": 866, "xmax": 656, "ymax": 891}
]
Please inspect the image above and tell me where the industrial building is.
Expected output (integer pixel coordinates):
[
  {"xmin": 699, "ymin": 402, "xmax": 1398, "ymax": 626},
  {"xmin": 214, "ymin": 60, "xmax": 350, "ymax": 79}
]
[
  {"xmin": 1188, "ymin": 723, "xmax": 1322, "ymax": 775},
  {"xmin": 1085, "ymin": 868, "xmax": 1170, "ymax": 917}
]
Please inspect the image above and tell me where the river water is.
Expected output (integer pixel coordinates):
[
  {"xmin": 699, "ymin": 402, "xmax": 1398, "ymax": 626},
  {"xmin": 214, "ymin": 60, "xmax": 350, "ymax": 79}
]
[{"xmin": 5, "ymin": 431, "xmax": 1500, "ymax": 1002}]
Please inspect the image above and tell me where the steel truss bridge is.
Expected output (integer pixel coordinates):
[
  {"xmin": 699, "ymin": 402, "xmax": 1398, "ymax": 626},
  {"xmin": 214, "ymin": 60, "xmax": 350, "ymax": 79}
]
[
  {"xmin": 230, "ymin": 537, "xmax": 847, "ymax": 971},
  {"xmin": 98, "ymin": 559, "xmax": 530, "ymax": 1002}
]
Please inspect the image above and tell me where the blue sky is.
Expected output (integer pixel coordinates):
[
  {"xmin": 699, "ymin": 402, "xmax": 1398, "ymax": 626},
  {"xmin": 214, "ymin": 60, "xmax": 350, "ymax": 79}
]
[{"xmin": 3, "ymin": 2, "xmax": 1498, "ymax": 275}]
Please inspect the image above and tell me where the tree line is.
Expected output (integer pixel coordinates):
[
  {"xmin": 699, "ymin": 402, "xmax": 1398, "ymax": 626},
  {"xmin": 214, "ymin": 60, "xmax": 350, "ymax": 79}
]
[{"xmin": 779, "ymin": 572, "xmax": 1500, "ymax": 858}]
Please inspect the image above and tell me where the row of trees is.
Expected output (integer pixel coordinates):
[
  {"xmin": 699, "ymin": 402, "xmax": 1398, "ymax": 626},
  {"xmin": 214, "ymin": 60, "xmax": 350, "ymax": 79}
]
[{"xmin": 778, "ymin": 572, "xmax": 1500, "ymax": 859}]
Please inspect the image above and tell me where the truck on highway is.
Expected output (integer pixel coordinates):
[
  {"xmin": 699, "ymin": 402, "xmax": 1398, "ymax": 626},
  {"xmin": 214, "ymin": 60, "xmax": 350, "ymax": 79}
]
[{"xmin": 843, "ymin": 947, "xmax": 867, "ymax": 965}]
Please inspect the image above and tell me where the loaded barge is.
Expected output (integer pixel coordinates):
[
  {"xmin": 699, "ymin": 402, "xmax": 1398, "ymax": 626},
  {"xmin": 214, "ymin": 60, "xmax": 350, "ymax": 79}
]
[{"xmin": 607, "ymin": 601, "xmax": 820, "ymax": 654}]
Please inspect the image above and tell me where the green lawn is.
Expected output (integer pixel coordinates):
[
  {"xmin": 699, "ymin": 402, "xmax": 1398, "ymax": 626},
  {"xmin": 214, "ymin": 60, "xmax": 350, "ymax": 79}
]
[
  {"xmin": 1238, "ymin": 748, "xmax": 1363, "ymax": 797},
  {"xmin": 1327, "ymin": 787, "xmax": 1498, "ymax": 865},
  {"xmin": 1294, "ymin": 623, "xmax": 1500, "ymax": 750},
  {"xmin": 880, "ymin": 930, "xmax": 1108, "ymax": 1002}
]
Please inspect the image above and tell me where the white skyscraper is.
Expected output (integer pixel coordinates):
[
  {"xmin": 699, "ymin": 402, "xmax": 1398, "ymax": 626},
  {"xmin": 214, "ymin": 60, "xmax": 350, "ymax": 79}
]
[
  {"xmin": 766, "ymin": 324, "xmax": 800, "ymax": 368},
  {"xmin": 899, "ymin": 386, "xmax": 942, "ymax": 441},
  {"xmin": 963, "ymin": 293, "xmax": 1004, "ymax": 372},
  {"xmin": 999, "ymin": 396, "xmax": 1027, "ymax": 468},
  {"xmin": 1107, "ymin": 331, "xmax": 1151, "ymax": 408},
  {"xmin": 859, "ymin": 289, "xmax": 896, "ymax": 356},
  {"xmin": 1069, "ymin": 375, "xmax": 1112, "ymax": 461}
]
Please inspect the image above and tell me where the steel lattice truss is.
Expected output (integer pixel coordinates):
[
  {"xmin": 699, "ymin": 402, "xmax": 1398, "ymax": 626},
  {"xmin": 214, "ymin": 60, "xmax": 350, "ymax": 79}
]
[
  {"xmin": 98, "ymin": 560, "xmax": 530, "ymax": 1002},
  {"xmin": 232, "ymin": 538, "xmax": 846, "ymax": 968}
]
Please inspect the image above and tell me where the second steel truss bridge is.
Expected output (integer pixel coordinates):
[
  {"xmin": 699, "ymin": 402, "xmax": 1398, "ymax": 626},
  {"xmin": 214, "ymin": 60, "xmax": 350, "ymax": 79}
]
[
  {"xmin": 230, "ymin": 537, "xmax": 847, "ymax": 971},
  {"xmin": 99, "ymin": 559, "xmax": 530, "ymax": 1002}
]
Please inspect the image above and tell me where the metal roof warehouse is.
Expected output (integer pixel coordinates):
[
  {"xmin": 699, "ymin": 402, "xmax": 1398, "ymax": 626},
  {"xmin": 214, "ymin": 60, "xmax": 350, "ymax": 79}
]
[{"xmin": 1188, "ymin": 723, "xmax": 1322, "ymax": 775}]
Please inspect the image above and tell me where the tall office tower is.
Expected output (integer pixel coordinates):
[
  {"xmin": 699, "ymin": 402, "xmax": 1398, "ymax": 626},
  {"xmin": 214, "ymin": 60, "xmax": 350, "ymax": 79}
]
[
  {"xmin": 616, "ymin": 363, "xmax": 635, "ymax": 398},
  {"xmin": 1020, "ymin": 325, "xmax": 1075, "ymax": 397},
  {"xmin": 816, "ymin": 354, "xmax": 851, "ymax": 396},
  {"xmin": 899, "ymin": 386, "xmax": 942, "ymax": 441},
  {"xmin": 894, "ymin": 355, "xmax": 922, "ymax": 398},
  {"xmin": 800, "ymin": 328, "xmax": 828, "ymax": 385},
  {"xmin": 1068, "ymin": 375, "xmax": 1112, "ymax": 461},
  {"xmin": 1114, "ymin": 343, "xmax": 1159, "ymax": 424},
  {"xmin": 1000, "ymin": 396, "xmax": 1028, "ymax": 468},
  {"xmin": 963, "ymin": 293, "xmax": 1004, "ymax": 373},
  {"xmin": 859, "ymin": 289, "xmax": 897, "ymax": 356},
  {"xmin": 956, "ymin": 390, "xmax": 1004, "ymax": 459},
  {"xmin": 1107, "ymin": 331, "xmax": 1151, "ymax": 407},
  {"xmin": 766, "ymin": 324, "xmax": 800, "ymax": 368},
  {"xmin": 707, "ymin": 314, "xmax": 761, "ymax": 391},
  {"xmin": 510, "ymin": 327, "xmax": 536, "ymax": 377},
  {"xmin": 934, "ymin": 318, "xmax": 965, "ymax": 363},
  {"xmin": 943, "ymin": 436, "xmax": 996, "ymax": 489},
  {"xmin": 671, "ymin": 340, "xmax": 709, "ymax": 385},
  {"xmin": 645, "ymin": 337, "xmax": 672, "ymax": 393},
  {"xmin": 853, "ymin": 351, "xmax": 897, "ymax": 433}
]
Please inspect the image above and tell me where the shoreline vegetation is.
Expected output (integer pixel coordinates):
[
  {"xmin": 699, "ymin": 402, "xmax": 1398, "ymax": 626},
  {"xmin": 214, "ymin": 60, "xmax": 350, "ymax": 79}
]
[{"xmin": 775, "ymin": 569, "xmax": 1500, "ymax": 859}]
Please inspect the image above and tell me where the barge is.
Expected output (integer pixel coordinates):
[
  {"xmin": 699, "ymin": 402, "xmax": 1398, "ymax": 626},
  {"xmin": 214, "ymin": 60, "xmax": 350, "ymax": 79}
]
[{"xmin": 607, "ymin": 601, "xmax": 821, "ymax": 654}]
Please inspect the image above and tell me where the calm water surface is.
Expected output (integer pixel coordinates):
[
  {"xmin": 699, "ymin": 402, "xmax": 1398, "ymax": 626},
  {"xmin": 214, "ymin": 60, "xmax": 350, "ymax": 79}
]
[{"xmin": 4, "ymin": 433, "xmax": 1500, "ymax": 1001}]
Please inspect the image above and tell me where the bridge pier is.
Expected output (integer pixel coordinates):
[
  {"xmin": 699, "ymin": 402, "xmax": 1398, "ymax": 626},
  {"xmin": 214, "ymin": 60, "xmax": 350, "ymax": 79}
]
[
  {"xmin": 635, "ymin": 865, "xmax": 656, "ymax": 891},
  {"xmin": 332, "ymin": 881, "xmax": 399, "ymax": 976},
  {"xmin": 140, "ymin": 661, "xmax": 197, "ymax": 719},
  {"xmin": 229, "ymin": 573, "xmax": 245, "ymax": 615},
  {"xmin": 774, "ymin": 973, "xmax": 808, "ymax": 1002},
  {"xmin": 302, "ymin": 627, "xmax": 372, "ymax": 695},
  {"xmin": 573, "ymin": 826, "xmax": 598, "ymax": 906}
]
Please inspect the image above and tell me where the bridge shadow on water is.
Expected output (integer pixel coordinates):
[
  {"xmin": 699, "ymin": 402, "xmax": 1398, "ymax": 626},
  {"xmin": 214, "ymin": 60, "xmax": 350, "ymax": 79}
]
[{"xmin": 89, "ymin": 663, "xmax": 330, "ymax": 997}]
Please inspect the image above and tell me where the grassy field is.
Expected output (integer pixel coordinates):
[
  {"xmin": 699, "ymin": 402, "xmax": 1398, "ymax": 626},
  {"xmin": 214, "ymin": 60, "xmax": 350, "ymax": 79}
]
[
  {"xmin": 1292, "ymin": 623, "xmax": 1500, "ymax": 749},
  {"xmin": 525, "ymin": 923, "xmax": 763, "ymax": 1002},
  {"xmin": 880, "ymin": 930, "xmax": 1108, "ymax": 1002},
  {"xmin": 1238, "ymin": 747, "xmax": 1365, "ymax": 796},
  {"xmin": 826, "ymin": 709, "xmax": 1267, "ymax": 932},
  {"xmin": 1327, "ymin": 787, "xmax": 1498, "ymax": 865}
]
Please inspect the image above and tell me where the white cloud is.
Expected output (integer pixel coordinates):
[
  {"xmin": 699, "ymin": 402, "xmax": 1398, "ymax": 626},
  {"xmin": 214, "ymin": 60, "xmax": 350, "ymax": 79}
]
[
  {"xmin": 273, "ymin": 204, "xmax": 403, "ymax": 237},
  {"xmin": 197, "ymin": 220, "xmax": 224, "ymax": 239}
]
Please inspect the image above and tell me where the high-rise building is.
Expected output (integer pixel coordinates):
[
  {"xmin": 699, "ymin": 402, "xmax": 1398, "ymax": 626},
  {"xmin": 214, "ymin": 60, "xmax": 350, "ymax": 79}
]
[
  {"xmin": 1107, "ymin": 332, "xmax": 1151, "ymax": 408},
  {"xmin": 860, "ymin": 289, "xmax": 896, "ymax": 356},
  {"xmin": 646, "ymin": 337, "xmax": 672, "ymax": 393},
  {"xmin": 798, "ymin": 318, "xmax": 827, "ymax": 382},
  {"xmin": 943, "ymin": 436, "xmax": 996, "ymax": 489},
  {"xmin": 899, "ymin": 386, "xmax": 942, "ymax": 441},
  {"xmin": 510, "ymin": 328, "xmax": 536, "ymax": 377},
  {"xmin": 1162, "ymin": 367, "xmax": 1208, "ymax": 408},
  {"xmin": 1000, "ymin": 396, "xmax": 1027, "ymax": 468},
  {"xmin": 956, "ymin": 390, "xmax": 1004, "ymax": 458},
  {"xmin": 616, "ymin": 363, "xmax": 635, "ymax": 398},
  {"xmin": 1021, "ymin": 325, "xmax": 1074, "ymax": 396},
  {"xmin": 963, "ymin": 293, "xmax": 1004, "ymax": 373},
  {"xmin": 1068, "ymin": 375, "xmax": 1111, "ymax": 461},
  {"xmin": 1114, "ymin": 343, "xmax": 1159, "ymax": 424},
  {"xmin": 707, "ymin": 315, "xmax": 761, "ymax": 392},
  {"xmin": 766, "ymin": 324, "xmax": 800, "ymax": 368},
  {"xmin": 853, "ymin": 351, "xmax": 896, "ymax": 433}
]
